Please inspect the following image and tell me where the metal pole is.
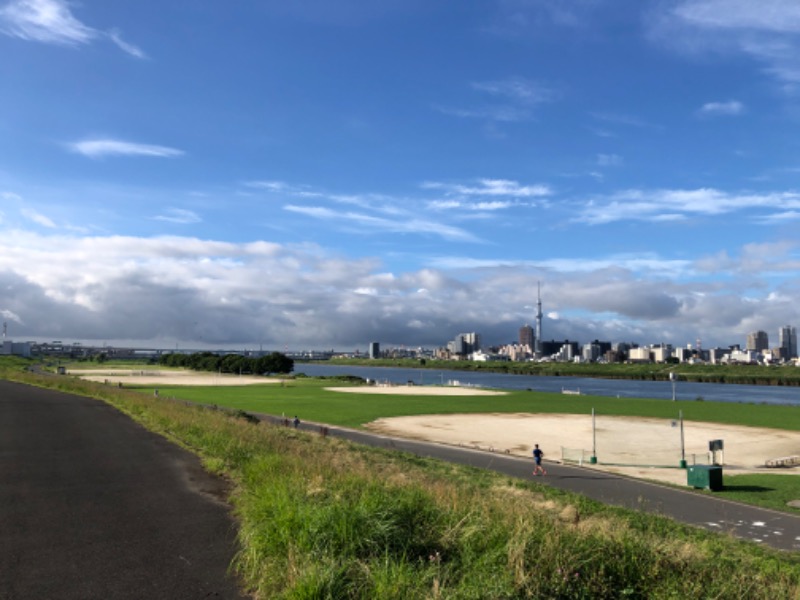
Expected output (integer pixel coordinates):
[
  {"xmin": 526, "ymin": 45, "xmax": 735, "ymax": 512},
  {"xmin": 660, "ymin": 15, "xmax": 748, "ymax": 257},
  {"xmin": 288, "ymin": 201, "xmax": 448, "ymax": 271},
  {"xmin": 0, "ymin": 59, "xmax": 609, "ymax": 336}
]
[
  {"xmin": 670, "ymin": 371, "xmax": 676, "ymax": 401},
  {"xmin": 590, "ymin": 407, "xmax": 597, "ymax": 463}
]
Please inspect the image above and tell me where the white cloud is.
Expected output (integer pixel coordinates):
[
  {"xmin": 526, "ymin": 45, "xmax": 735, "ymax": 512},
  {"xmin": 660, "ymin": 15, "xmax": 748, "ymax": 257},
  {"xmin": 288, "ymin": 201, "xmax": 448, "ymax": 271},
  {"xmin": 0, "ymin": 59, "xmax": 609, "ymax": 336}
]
[
  {"xmin": 0, "ymin": 0, "xmax": 93, "ymax": 45},
  {"xmin": 0, "ymin": 0, "xmax": 144, "ymax": 57},
  {"xmin": 652, "ymin": 1, "xmax": 800, "ymax": 88},
  {"xmin": 422, "ymin": 178, "xmax": 552, "ymax": 198},
  {"xmin": 1, "ymin": 308, "xmax": 23, "ymax": 324},
  {"xmin": 596, "ymin": 154, "xmax": 624, "ymax": 167},
  {"xmin": 69, "ymin": 139, "xmax": 184, "ymax": 159},
  {"xmin": 755, "ymin": 210, "xmax": 800, "ymax": 224},
  {"xmin": 470, "ymin": 77, "xmax": 556, "ymax": 105},
  {"xmin": 486, "ymin": 0, "xmax": 602, "ymax": 36},
  {"xmin": 21, "ymin": 207, "xmax": 55, "ymax": 228},
  {"xmin": 432, "ymin": 104, "xmax": 531, "ymax": 123},
  {"xmin": 1, "ymin": 191, "xmax": 23, "ymax": 201},
  {"xmin": 284, "ymin": 204, "xmax": 480, "ymax": 242},
  {"xmin": 698, "ymin": 100, "xmax": 744, "ymax": 116},
  {"xmin": 106, "ymin": 29, "xmax": 146, "ymax": 59},
  {"xmin": 672, "ymin": 0, "xmax": 800, "ymax": 34},
  {"xmin": 153, "ymin": 208, "xmax": 202, "ymax": 225},
  {"xmin": 245, "ymin": 180, "xmax": 300, "ymax": 193},
  {"xmin": 590, "ymin": 112, "xmax": 659, "ymax": 129},
  {"xmin": 427, "ymin": 199, "xmax": 516, "ymax": 212},
  {"xmin": 576, "ymin": 188, "xmax": 800, "ymax": 224},
  {"xmin": 428, "ymin": 254, "xmax": 692, "ymax": 278},
  {"xmin": 436, "ymin": 76, "xmax": 555, "ymax": 123}
]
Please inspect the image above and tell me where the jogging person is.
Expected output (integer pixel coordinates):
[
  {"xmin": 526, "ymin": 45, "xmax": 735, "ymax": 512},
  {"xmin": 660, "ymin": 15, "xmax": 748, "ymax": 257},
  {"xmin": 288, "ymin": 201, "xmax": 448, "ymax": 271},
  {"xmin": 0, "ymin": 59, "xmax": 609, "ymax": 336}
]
[{"xmin": 532, "ymin": 444, "xmax": 546, "ymax": 476}]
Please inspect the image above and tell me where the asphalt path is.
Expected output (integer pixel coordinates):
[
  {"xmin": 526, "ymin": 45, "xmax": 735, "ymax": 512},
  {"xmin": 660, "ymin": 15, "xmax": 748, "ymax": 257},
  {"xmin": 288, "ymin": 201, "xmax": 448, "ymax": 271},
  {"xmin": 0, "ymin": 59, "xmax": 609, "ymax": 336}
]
[
  {"xmin": 277, "ymin": 415, "xmax": 800, "ymax": 552},
  {"xmin": 0, "ymin": 381, "xmax": 248, "ymax": 600}
]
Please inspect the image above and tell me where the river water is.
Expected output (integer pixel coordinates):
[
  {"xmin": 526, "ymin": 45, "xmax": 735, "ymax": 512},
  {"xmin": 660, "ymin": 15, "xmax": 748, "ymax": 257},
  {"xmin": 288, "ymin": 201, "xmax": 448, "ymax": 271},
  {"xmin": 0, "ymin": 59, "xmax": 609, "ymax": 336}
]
[{"xmin": 294, "ymin": 363, "xmax": 800, "ymax": 407}]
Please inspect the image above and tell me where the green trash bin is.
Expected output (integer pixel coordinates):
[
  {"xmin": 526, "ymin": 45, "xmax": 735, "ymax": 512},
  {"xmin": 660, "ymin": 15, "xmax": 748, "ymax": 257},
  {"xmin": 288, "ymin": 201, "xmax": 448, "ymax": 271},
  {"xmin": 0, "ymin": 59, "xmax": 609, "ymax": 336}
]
[{"xmin": 687, "ymin": 465, "xmax": 723, "ymax": 491}]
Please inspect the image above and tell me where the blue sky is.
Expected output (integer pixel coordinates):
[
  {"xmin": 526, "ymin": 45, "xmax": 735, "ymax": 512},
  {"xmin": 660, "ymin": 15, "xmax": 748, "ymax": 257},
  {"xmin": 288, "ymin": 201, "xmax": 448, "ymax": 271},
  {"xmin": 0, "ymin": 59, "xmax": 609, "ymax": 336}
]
[{"xmin": 1, "ymin": 0, "xmax": 800, "ymax": 351}]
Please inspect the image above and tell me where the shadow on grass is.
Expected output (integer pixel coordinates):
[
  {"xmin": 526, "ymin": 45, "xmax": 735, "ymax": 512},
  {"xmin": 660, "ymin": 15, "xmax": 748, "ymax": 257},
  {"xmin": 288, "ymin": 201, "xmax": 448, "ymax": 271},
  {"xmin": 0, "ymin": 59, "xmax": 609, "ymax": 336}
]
[{"xmin": 719, "ymin": 485, "xmax": 775, "ymax": 493}]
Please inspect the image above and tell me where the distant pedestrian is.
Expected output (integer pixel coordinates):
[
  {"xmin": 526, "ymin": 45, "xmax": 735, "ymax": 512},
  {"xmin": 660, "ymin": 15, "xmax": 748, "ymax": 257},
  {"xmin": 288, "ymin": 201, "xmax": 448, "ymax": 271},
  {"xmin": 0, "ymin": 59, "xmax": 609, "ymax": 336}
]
[
  {"xmin": 532, "ymin": 444, "xmax": 546, "ymax": 476},
  {"xmin": 293, "ymin": 416, "xmax": 300, "ymax": 429}
]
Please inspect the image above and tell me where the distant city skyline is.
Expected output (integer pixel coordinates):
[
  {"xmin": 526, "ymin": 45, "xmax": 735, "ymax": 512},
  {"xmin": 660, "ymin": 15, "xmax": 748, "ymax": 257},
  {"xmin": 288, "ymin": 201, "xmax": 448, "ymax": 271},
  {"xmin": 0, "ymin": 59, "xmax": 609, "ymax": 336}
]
[
  {"xmin": 7, "ymin": 322, "xmax": 797, "ymax": 361},
  {"xmin": 1, "ymin": 1, "xmax": 799, "ymax": 350}
]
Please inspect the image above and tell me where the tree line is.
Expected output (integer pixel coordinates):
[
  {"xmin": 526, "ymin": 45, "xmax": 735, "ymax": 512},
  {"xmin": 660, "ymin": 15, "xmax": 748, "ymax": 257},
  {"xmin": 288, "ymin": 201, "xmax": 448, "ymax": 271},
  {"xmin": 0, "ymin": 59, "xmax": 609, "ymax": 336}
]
[{"xmin": 159, "ymin": 351, "xmax": 294, "ymax": 375}]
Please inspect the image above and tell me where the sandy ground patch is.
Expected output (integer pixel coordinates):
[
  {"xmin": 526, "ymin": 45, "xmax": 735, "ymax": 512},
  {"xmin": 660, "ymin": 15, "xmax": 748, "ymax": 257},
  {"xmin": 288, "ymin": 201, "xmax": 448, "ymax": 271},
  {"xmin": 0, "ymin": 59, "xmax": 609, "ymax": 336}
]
[
  {"xmin": 367, "ymin": 413, "xmax": 800, "ymax": 486},
  {"xmin": 325, "ymin": 385, "xmax": 507, "ymax": 396},
  {"xmin": 69, "ymin": 369, "xmax": 281, "ymax": 387}
]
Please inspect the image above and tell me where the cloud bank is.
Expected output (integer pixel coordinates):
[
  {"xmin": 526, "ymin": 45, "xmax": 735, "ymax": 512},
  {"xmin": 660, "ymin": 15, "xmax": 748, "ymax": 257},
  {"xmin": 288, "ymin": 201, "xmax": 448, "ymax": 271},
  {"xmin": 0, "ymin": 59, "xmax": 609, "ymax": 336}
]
[{"xmin": 0, "ymin": 229, "xmax": 797, "ymax": 351}]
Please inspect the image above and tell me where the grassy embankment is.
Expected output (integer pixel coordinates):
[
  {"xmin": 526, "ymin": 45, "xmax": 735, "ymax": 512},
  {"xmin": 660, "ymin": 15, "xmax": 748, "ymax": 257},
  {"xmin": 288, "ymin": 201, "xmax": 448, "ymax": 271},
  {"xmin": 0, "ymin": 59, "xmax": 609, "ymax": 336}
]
[
  {"xmin": 4, "ymin": 359, "xmax": 800, "ymax": 598},
  {"xmin": 328, "ymin": 357, "xmax": 800, "ymax": 386}
]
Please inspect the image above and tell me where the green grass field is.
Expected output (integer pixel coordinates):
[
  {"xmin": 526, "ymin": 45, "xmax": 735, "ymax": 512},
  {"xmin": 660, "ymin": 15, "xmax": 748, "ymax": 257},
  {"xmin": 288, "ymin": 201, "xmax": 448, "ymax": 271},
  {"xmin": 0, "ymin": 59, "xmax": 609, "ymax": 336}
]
[{"xmin": 129, "ymin": 376, "xmax": 800, "ymax": 431}]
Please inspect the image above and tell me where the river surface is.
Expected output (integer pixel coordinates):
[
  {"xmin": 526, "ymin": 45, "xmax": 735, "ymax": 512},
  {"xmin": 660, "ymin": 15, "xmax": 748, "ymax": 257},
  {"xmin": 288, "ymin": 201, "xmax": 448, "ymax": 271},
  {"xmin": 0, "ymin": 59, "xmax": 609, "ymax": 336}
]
[{"xmin": 294, "ymin": 363, "xmax": 800, "ymax": 407}]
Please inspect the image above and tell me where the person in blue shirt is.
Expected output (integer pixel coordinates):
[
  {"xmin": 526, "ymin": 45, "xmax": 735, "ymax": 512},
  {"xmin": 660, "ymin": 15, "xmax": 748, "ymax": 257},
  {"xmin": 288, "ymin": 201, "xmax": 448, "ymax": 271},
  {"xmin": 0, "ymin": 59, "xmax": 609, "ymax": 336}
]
[{"xmin": 532, "ymin": 444, "xmax": 546, "ymax": 476}]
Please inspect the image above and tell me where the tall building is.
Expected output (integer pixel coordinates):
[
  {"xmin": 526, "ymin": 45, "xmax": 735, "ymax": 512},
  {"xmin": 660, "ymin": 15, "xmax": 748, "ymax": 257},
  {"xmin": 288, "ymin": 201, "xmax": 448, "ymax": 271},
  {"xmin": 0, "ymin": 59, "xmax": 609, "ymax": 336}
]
[
  {"xmin": 746, "ymin": 330, "xmax": 769, "ymax": 352},
  {"xmin": 463, "ymin": 332, "xmax": 481, "ymax": 353},
  {"xmin": 449, "ymin": 332, "xmax": 480, "ymax": 356},
  {"xmin": 368, "ymin": 342, "xmax": 380, "ymax": 359},
  {"xmin": 519, "ymin": 324, "xmax": 534, "ymax": 349},
  {"xmin": 582, "ymin": 342, "xmax": 602, "ymax": 362},
  {"xmin": 779, "ymin": 325, "xmax": 798, "ymax": 359}
]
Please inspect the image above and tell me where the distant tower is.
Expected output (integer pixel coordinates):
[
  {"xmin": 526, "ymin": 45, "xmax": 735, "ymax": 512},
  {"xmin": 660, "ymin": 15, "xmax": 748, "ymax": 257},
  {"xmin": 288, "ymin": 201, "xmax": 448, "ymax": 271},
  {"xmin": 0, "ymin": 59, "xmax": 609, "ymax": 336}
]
[
  {"xmin": 535, "ymin": 282, "xmax": 543, "ymax": 356},
  {"xmin": 2, "ymin": 321, "xmax": 6, "ymax": 339}
]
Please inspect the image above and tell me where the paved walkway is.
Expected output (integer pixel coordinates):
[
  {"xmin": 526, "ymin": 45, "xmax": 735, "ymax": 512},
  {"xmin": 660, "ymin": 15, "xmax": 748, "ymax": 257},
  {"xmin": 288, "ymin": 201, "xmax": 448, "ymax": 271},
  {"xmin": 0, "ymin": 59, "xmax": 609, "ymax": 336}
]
[
  {"xmin": 0, "ymin": 381, "xmax": 248, "ymax": 599},
  {"xmin": 278, "ymin": 416, "xmax": 800, "ymax": 552}
]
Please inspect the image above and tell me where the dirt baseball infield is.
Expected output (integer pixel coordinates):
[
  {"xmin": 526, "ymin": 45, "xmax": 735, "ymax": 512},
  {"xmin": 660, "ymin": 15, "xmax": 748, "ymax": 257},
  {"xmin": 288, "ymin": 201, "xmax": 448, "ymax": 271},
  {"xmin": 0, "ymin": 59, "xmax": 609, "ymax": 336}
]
[
  {"xmin": 366, "ymin": 411, "xmax": 800, "ymax": 485},
  {"xmin": 70, "ymin": 369, "xmax": 281, "ymax": 387}
]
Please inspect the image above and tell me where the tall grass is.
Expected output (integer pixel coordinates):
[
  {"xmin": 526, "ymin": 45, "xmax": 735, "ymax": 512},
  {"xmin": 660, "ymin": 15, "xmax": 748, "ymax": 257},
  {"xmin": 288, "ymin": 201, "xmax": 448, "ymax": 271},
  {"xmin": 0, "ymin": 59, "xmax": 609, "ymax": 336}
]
[{"xmin": 3, "ymin": 363, "xmax": 800, "ymax": 599}]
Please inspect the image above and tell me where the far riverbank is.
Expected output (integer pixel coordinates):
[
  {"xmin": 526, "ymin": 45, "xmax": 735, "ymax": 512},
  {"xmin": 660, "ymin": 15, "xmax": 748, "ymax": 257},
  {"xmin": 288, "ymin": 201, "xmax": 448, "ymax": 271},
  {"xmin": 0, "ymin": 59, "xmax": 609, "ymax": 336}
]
[{"xmin": 322, "ymin": 357, "xmax": 800, "ymax": 387}]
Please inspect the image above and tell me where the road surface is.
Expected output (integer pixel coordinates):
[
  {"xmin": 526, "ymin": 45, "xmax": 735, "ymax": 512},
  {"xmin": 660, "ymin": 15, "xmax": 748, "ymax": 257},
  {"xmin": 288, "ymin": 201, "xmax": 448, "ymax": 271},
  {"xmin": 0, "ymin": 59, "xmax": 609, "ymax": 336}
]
[{"xmin": 0, "ymin": 381, "xmax": 248, "ymax": 599}]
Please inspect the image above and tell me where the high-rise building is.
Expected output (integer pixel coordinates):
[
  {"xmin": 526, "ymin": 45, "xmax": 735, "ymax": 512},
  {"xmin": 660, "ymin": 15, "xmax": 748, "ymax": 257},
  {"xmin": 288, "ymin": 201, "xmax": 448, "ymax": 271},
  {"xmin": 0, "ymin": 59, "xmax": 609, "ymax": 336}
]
[
  {"xmin": 519, "ymin": 324, "xmax": 534, "ymax": 349},
  {"xmin": 779, "ymin": 325, "xmax": 798, "ymax": 359},
  {"xmin": 368, "ymin": 342, "xmax": 380, "ymax": 359},
  {"xmin": 582, "ymin": 342, "xmax": 602, "ymax": 362},
  {"xmin": 463, "ymin": 332, "xmax": 481, "ymax": 353},
  {"xmin": 449, "ymin": 332, "xmax": 480, "ymax": 356},
  {"xmin": 746, "ymin": 330, "xmax": 769, "ymax": 352}
]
